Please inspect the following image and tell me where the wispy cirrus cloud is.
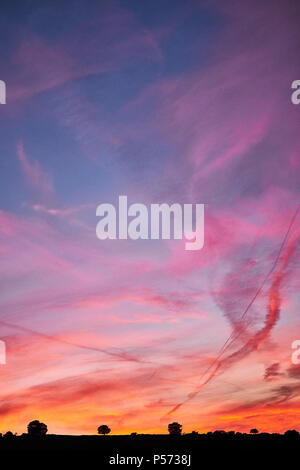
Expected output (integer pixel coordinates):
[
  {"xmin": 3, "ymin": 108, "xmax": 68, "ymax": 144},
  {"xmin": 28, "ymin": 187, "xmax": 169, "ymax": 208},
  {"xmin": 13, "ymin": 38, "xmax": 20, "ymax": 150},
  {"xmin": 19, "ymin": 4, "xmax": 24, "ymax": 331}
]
[{"xmin": 17, "ymin": 141, "xmax": 54, "ymax": 201}]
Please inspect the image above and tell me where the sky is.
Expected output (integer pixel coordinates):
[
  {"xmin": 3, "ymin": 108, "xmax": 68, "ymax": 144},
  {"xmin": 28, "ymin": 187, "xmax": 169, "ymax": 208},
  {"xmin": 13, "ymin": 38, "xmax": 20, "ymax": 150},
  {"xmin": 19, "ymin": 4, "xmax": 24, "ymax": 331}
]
[{"xmin": 1, "ymin": 0, "xmax": 300, "ymax": 435}]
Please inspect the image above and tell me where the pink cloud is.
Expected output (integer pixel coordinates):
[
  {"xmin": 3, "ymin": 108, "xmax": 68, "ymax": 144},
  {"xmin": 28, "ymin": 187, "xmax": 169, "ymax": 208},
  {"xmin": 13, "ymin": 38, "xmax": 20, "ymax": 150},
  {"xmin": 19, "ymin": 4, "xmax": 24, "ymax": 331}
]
[
  {"xmin": 8, "ymin": 6, "xmax": 162, "ymax": 103},
  {"xmin": 17, "ymin": 141, "xmax": 54, "ymax": 200}
]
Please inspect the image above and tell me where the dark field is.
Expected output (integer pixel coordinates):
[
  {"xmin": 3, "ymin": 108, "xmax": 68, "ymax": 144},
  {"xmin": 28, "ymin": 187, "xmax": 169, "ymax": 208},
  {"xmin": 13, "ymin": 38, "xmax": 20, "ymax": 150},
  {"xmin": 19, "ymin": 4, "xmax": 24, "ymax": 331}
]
[{"xmin": 0, "ymin": 432, "xmax": 299, "ymax": 467}]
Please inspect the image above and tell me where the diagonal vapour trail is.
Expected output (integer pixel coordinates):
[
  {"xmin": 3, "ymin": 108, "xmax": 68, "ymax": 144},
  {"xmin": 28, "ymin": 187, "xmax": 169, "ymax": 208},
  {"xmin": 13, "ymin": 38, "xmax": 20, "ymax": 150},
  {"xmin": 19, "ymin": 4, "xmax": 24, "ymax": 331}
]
[
  {"xmin": 166, "ymin": 205, "xmax": 300, "ymax": 416},
  {"xmin": 0, "ymin": 319, "xmax": 149, "ymax": 364}
]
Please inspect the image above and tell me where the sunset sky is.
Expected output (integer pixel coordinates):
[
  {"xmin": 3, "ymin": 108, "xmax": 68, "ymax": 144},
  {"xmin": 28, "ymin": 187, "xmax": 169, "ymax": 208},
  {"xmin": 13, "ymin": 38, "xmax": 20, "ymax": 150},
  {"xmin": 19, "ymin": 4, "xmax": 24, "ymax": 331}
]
[{"xmin": 1, "ymin": 0, "xmax": 300, "ymax": 435}]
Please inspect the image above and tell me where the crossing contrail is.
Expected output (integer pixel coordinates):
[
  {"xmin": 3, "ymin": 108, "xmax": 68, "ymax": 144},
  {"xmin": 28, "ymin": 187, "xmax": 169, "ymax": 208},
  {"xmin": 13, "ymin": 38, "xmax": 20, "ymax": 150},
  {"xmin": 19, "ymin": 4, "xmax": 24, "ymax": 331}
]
[{"xmin": 166, "ymin": 204, "xmax": 300, "ymax": 416}]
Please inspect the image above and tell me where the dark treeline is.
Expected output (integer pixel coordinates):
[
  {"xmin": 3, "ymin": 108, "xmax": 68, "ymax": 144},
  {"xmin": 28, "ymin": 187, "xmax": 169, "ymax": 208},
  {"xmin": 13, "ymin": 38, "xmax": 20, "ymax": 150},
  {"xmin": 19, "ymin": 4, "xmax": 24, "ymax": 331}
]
[
  {"xmin": 0, "ymin": 420, "xmax": 299, "ymax": 466},
  {"xmin": 0, "ymin": 432, "xmax": 299, "ymax": 467}
]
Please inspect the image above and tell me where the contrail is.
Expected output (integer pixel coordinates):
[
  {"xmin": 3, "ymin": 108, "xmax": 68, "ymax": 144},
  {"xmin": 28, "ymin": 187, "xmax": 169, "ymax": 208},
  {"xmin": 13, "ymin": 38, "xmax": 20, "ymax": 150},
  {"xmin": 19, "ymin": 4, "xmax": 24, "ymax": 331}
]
[
  {"xmin": 0, "ymin": 319, "xmax": 148, "ymax": 364},
  {"xmin": 166, "ymin": 204, "xmax": 300, "ymax": 416}
]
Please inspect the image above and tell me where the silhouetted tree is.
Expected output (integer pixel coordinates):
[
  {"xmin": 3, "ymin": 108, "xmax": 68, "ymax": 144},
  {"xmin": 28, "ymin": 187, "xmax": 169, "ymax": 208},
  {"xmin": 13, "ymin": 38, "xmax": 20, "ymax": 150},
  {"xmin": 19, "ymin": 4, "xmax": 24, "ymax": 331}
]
[
  {"xmin": 97, "ymin": 425, "xmax": 111, "ymax": 436},
  {"xmin": 250, "ymin": 428, "xmax": 259, "ymax": 434},
  {"xmin": 27, "ymin": 420, "xmax": 48, "ymax": 437},
  {"xmin": 3, "ymin": 431, "xmax": 15, "ymax": 439},
  {"xmin": 284, "ymin": 430, "xmax": 299, "ymax": 438},
  {"xmin": 168, "ymin": 422, "xmax": 182, "ymax": 436},
  {"xmin": 213, "ymin": 430, "xmax": 226, "ymax": 436}
]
